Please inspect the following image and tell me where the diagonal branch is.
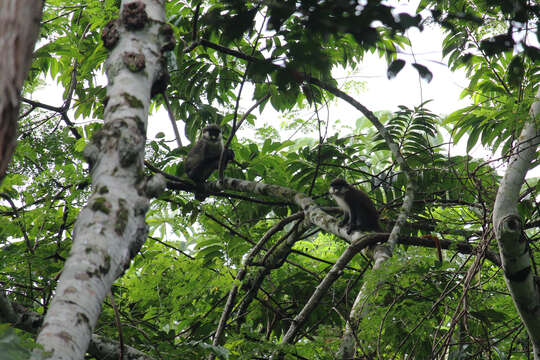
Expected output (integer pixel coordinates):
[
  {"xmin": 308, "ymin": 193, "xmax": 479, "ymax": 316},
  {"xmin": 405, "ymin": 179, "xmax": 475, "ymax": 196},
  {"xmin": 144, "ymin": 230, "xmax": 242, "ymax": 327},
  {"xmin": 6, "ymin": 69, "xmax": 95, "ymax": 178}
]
[
  {"xmin": 271, "ymin": 233, "xmax": 380, "ymax": 359},
  {"xmin": 34, "ymin": 1, "xmax": 172, "ymax": 357},
  {"xmin": 210, "ymin": 213, "xmax": 305, "ymax": 359},
  {"xmin": 20, "ymin": 97, "xmax": 81, "ymax": 139}
]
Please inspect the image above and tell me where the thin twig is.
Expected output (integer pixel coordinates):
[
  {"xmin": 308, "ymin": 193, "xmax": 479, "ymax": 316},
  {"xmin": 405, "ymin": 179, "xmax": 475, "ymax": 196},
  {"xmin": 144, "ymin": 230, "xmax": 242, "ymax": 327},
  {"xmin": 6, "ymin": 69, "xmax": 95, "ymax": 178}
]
[
  {"xmin": 162, "ymin": 92, "xmax": 182, "ymax": 147},
  {"xmin": 108, "ymin": 292, "xmax": 125, "ymax": 360}
]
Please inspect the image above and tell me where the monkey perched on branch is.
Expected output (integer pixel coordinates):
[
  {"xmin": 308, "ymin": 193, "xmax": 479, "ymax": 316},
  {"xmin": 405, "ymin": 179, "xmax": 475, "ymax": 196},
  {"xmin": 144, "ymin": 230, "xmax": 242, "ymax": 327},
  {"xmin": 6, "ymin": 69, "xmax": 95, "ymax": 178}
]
[
  {"xmin": 330, "ymin": 179, "xmax": 444, "ymax": 261},
  {"xmin": 329, "ymin": 178, "xmax": 383, "ymax": 234},
  {"xmin": 184, "ymin": 124, "xmax": 234, "ymax": 200}
]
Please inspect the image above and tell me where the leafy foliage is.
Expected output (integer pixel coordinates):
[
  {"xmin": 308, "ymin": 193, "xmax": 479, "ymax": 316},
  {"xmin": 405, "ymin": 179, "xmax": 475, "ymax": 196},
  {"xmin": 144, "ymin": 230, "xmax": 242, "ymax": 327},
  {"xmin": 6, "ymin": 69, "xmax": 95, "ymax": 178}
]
[{"xmin": 0, "ymin": 326, "xmax": 40, "ymax": 360}]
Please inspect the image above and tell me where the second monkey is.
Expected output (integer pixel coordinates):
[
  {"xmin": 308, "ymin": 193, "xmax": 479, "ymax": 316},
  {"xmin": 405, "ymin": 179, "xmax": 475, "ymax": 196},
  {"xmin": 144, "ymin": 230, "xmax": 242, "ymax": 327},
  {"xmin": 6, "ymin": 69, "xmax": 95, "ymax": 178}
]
[{"xmin": 329, "ymin": 178, "xmax": 383, "ymax": 234}]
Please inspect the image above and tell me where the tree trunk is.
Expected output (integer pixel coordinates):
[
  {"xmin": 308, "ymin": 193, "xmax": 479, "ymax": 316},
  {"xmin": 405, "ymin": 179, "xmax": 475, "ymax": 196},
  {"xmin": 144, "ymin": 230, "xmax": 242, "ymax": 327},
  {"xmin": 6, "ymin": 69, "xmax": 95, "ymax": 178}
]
[
  {"xmin": 33, "ymin": 1, "xmax": 170, "ymax": 359},
  {"xmin": 0, "ymin": 0, "xmax": 44, "ymax": 182},
  {"xmin": 492, "ymin": 87, "xmax": 540, "ymax": 360}
]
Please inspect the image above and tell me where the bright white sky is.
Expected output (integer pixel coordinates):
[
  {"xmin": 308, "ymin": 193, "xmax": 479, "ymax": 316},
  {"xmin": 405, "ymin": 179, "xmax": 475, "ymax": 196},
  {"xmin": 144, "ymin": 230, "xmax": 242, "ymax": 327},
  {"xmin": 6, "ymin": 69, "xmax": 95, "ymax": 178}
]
[
  {"xmin": 368, "ymin": 1, "xmax": 470, "ymax": 114},
  {"xmin": 353, "ymin": 26, "xmax": 469, "ymax": 115}
]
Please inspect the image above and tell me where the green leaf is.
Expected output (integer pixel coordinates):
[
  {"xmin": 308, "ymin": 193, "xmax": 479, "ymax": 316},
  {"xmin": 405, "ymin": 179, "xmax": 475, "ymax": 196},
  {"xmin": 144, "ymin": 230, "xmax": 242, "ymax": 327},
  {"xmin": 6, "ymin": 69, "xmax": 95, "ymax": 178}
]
[
  {"xmin": 411, "ymin": 63, "xmax": 433, "ymax": 83},
  {"xmin": 387, "ymin": 59, "xmax": 406, "ymax": 79},
  {"xmin": 466, "ymin": 126, "xmax": 482, "ymax": 153},
  {"xmin": 505, "ymin": 55, "xmax": 524, "ymax": 88}
]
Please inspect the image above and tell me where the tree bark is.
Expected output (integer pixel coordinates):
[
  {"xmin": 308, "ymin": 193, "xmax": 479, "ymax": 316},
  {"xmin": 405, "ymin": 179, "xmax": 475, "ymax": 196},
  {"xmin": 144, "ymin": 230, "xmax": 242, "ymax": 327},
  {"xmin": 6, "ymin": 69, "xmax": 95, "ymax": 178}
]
[
  {"xmin": 33, "ymin": 1, "xmax": 170, "ymax": 359},
  {"xmin": 492, "ymin": 87, "xmax": 540, "ymax": 360},
  {"xmin": 336, "ymin": 245, "xmax": 390, "ymax": 359},
  {"xmin": 0, "ymin": 0, "xmax": 44, "ymax": 182}
]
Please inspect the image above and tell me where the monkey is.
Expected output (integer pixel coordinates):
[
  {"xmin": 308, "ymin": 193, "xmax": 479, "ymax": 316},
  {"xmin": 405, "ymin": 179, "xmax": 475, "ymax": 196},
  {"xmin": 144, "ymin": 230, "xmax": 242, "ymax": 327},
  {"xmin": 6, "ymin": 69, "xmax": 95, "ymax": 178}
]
[
  {"xmin": 329, "ymin": 178, "xmax": 383, "ymax": 234},
  {"xmin": 184, "ymin": 124, "xmax": 223, "ymax": 182},
  {"xmin": 183, "ymin": 124, "xmax": 234, "ymax": 199}
]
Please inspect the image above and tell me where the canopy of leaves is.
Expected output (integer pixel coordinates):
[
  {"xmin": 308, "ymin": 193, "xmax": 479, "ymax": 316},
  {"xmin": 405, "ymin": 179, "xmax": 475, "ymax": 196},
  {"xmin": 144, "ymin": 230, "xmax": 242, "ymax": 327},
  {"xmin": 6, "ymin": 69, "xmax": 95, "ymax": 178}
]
[{"xmin": 1, "ymin": 0, "xmax": 539, "ymax": 359}]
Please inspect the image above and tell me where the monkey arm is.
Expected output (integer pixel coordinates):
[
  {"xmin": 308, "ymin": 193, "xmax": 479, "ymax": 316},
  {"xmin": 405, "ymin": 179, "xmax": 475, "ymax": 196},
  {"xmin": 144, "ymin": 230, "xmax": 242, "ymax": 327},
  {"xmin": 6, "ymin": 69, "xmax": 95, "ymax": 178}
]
[
  {"xmin": 225, "ymin": 148, "xmax": 235, "ymax": 162},
  {"xmin": 339, "ymin": 211, "xmax": 349, "ymax": 228}
]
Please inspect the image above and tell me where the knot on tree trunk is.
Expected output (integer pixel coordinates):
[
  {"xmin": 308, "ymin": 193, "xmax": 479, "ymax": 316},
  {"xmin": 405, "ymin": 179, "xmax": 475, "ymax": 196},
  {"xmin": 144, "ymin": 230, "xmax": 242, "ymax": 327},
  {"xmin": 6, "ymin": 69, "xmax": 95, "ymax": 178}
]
[{"xmin": 500, "ymin": 214, "xmax": 522, "ymax": 234}]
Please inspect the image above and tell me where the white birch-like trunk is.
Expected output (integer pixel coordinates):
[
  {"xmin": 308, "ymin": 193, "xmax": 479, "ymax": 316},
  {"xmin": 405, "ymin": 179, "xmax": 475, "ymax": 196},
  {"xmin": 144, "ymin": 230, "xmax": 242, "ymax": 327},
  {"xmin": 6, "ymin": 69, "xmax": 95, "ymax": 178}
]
[
  {"xmin": 34, "ymin": 1, "xmax": 169, "ymax": 359},
  {"xmin": 492, "ymin": 87, "xmax": 540, "ymax": 360}
]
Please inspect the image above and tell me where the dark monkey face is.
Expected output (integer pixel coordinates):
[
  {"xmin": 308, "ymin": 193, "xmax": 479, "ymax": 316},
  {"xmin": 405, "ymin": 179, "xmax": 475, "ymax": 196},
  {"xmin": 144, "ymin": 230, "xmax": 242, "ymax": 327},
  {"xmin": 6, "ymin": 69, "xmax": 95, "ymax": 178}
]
[
  {"xmin": 203, "ymin": 125, "xmax": 222, "ymax": 142},
  {"xmin": 329, "ymin": 179, "xmax": 349, "ymax": 197}
]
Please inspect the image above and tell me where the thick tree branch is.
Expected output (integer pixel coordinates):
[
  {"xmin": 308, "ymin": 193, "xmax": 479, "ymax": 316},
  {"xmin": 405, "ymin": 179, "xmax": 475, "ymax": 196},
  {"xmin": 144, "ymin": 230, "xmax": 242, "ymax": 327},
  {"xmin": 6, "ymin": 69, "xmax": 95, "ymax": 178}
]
[
  {"xmin": 492, "ymin": 86, "xmax": 540, "ymax": 358},
  {"xmin": 210, "ymin": 177, "xmax": 359, "ymax": 241},
  {"xmin": 34, "ymin": 1, "xmax": 172, "ymax": 358}
]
